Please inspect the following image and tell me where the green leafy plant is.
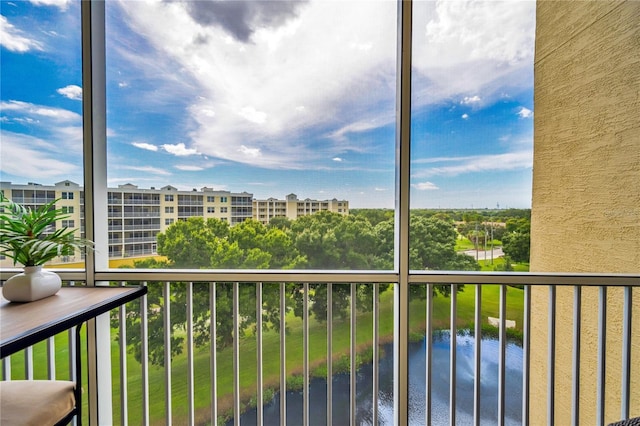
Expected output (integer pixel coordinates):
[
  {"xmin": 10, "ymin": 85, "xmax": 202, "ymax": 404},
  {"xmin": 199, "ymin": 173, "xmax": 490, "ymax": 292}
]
[{"xmin": 0, "ymin": 193, "xmax": 93, "ymax": 267}]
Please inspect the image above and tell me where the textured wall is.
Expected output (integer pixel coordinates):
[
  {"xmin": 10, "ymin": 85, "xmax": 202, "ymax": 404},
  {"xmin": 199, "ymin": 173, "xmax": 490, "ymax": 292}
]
[{"xmin": 530, "ymin": 1, "xmax": 640, "ymax": 424}]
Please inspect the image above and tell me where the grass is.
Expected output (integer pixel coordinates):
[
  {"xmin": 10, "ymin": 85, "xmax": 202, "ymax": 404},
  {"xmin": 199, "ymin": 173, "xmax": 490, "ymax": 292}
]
[
  {"xmin": 7, "ymin": 283, "xmax": 524, "ymax": 425},
  {"xmin": 479, "ymin": 257, "xmax": 530, "ymax": 272}
]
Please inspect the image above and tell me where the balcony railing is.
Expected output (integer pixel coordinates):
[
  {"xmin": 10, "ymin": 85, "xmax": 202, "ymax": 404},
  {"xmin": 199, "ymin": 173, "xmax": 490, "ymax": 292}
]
[{"xmin": 0, "ymin": 271, "xmax": 637, "ymax": 426}]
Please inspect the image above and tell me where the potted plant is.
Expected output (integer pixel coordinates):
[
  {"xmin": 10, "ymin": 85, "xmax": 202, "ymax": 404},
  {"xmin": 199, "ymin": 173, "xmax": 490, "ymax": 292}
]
[{"xmin": 0, "ymin": 193, "xmax": 94, "ymax": 302}]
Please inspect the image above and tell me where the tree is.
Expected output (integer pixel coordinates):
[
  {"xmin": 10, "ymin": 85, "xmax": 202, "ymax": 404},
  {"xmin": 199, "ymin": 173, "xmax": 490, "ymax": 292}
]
[
  {"xmin": 121, "ymin": 211, "xmax": 480, "ymax": 365},
  {"xmin": 502, "ymin": 231, "xmax": 531, "ymax": 263}
]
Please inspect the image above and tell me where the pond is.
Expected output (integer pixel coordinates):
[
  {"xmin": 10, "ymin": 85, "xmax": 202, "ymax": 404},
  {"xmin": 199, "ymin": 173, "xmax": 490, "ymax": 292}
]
[{"xmin": 228, "ymin": 331, "xmax": 523, "ymax": 425}]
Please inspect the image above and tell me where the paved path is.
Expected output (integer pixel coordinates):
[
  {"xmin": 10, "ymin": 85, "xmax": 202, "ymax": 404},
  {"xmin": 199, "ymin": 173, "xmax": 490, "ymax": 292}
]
[{"xmin": 462, "ymin": 247, "xmax": 504, "ymax": 261}]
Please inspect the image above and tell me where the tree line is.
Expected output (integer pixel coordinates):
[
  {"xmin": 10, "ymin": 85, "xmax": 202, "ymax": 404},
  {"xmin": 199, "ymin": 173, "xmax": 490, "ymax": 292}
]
[{"xmin": 116, "ymin": 210, "xmax": 531, "ymax": 365}]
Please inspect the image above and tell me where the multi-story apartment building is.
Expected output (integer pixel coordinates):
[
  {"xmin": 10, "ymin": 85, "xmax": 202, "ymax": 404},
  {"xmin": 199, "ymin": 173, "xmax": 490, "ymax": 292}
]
[
  {"xmin": 1, "ymin": 182, "xmax": 349, "ymax": 264},
  {"xmin": 0, "ymin": 181, "xmax": 254, "ymax": 263},
  {"xmin": 252, "ymin": 193, "xmax": 349, "ymax": 225}
]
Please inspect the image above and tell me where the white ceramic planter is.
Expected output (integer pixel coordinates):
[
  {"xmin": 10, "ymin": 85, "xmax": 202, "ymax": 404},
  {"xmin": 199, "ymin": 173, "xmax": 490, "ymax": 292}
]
[{"xmin": 2, "ymin": 266, "xmax": 62, "ymax": 302}]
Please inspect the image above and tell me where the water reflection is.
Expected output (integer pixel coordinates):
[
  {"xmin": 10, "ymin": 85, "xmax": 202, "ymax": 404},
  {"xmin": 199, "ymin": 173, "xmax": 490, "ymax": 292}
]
[{"xmin": 229, "ymin": 331, "xmax": 523, "ymax": 425}]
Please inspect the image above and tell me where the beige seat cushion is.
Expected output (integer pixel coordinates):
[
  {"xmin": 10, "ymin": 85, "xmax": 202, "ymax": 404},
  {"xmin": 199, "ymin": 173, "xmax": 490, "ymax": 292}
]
[{"xmin": 0, "ymin": 380, "xmax": 76, "ymax": 426}]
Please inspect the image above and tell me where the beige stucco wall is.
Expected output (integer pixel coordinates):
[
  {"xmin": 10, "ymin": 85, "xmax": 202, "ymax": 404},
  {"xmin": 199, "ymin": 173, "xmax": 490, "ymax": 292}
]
[{"xmin": 530, "ymin": 1, "xmax": 640, "ymax": 424}]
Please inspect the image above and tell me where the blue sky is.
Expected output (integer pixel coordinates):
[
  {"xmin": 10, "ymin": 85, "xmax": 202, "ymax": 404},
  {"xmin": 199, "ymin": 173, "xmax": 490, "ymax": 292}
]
[{"xmin": 1, "ymin": 0, "xmax": 535, "ymax": 209}]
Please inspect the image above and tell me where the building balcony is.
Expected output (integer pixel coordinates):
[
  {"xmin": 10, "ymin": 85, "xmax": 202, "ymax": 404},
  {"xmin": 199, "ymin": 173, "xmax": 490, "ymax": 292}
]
[{"xmin": 1, "ymin": 270, "xmax": 637, "ymax": 425}]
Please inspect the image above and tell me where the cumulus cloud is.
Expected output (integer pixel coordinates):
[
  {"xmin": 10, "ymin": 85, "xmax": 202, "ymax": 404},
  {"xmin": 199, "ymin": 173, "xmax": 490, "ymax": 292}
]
[
  {"xmin": 462, "ymin": 114, "xmax": 469, "ymax": 120},
  {"xmin": 333, "ymin": 157, "xmax": 344, "ymax": 162},
  {"xmin": 183, "ymin": 1, "xmax": 309, "ymax": 43},
  {"xmin": 517, "ymin": 107, "xmax": 533, "ymax": 118},
  {"xmin": 412, "ymin": 0, "xmax": 535, "ymax": 106},
  {"xmin": 412, "ymin": 181, "xmax": 439, "ymax": 191},
  {"xmin": 161, "ymin": 143, "xmax": 198, "ymax": 156},
  {"xmin": 0, "ymin": 15, "xmax": 43, "ymax": 52},
  {"xmin": 111, "ymin": 0, "xmax": 397, "ymax": 168},
  {"xmin": 107, "ymin": 0, "xmax": 533, "ymax": 170},
  {"xmin": 132, "ymin": 142, "xmax": 159, "ymax": 151},
  {"xmin": 57, "ymin": 85, "xmax": 83, "ymax": 100}
]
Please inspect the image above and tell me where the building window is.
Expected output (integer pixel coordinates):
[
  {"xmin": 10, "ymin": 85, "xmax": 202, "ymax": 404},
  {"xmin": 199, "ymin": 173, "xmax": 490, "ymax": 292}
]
[
  {"xmin": 165, "ymin": 195, "xmax": 174, "ymax": 202},
  {"xmin": 207, "ymin": 196, "xmax": 215, "ymax": 202},
  {"xmin": 220, "ymin": 207, "xmax": 228, "ymax": 213},
  {"xmin": 62, "ymin": 192, "xmax": 74, "ymax": 200},
  {"xmin": 61, "ymin": 220, "xmax": 75, "ymax": 228},
  {"xmin": 165, "ymin": 206, "xmax": 174, "ymax": 213},
  {"xmin": 220, "ymin": 197, "xmax": 227, "ymax": 203},
  {"xmin": 165, "ymin": 218, "xmax": 174, "ymax": 225},
  {"xmin": 62, "ymin": 206, "xmax": 75, "ymax": 214},
  {"xmin": 207, "ymin": 207, "xmax": 215, "ymax": 213}
]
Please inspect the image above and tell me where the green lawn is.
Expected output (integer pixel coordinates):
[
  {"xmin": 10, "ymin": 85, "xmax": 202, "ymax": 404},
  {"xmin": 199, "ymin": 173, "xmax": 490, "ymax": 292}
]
[{"xmin": 8, "ymin": 283, "xmax": 524, "ymax": 425}]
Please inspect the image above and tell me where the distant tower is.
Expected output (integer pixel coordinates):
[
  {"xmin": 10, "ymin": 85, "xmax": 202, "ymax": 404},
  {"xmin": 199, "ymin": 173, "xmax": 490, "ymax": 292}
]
[{"xmin": 496, "ymin": 202, "xmax": 500, "ymax": 209}]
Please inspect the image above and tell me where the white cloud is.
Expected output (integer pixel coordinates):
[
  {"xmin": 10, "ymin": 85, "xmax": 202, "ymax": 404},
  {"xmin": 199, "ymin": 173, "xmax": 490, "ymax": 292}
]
[
  {"xmin": 517, "ymin": 107, "xmax": 533, "ymax": 118},
  {"xmin": 462, "ymin": 114, "xmax": 469, "ymax": 120},
  {"xmin": 0, "ymin": 132, "xmax": 79, "ymax": 179},
  {"xmin": 0, "ymin": 101, "xmax": 83, "ymax": 178},
  {"xmin": 108, "ymin": 0, "xmax": 533, "ymax": 171},
  {"xmin": 1, "ymin": 100, "xmax": 81, "ymax": 121},
  {"xmin": 161, "ymin": 143, "xmax": 198, "ymax": 156},
  {"xmin": 57, "ymin": 85, "xmax": 82, "ymax": 100},
  {"xmin": 413, "ymin": 150, "xmax": 532, "ymax": 178},
  {"xmin": 30, "ymin": 0, "xmax": 72, "ymax": 10},
  {"xmin": 112, "ymin": 0, "xmax": 398, "ymax": 169},
  {"xmin": 333, "ymin": 157, "xmax": 344, "ymax": 162},
  {"xmin": 175, "ymin": 165, "xmax": 204, "ymax": 171},
  {"xmin": 412, "ymin": 182, "xmax": 439, "ymax": 191},
  {"xmin": 461, "ymin": 95, "xmax": 481, "ymax": 105},
  {"xmin": 121, "ymin": 166, "xmax": 171, "ymax": 176},
  {"xmin": 132, "ymin": 142, "xmax": 158, "ymax": 151},
  {"xmin": 239, "ymin": 106, "xmax": 267, "ymax": 125},
  {"xmin": 239, "ymin": 145, "xmax": 261, "ymax": 158},
  {"xmin": 374, "ymin": 187, "xmax": 387, "ymax": 192},
  {"xmin": 0, "ymin": 15, "xmax": 43, "ymax": 52},
  {"xmin": 412, "ymin": 0, "xmax": 535, "ymax": 106}
]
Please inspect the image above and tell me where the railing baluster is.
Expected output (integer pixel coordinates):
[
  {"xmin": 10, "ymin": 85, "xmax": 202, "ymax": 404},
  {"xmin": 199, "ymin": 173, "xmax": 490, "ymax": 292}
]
[
  {"xmin": 280, "ymin": 282, "xmax": 287, "ymax": 425},
  {"xmin": 141, "ymin": 282, "xmax": 150, "ymax": 426},
  {"xmin": 303, "ymin": 282, "xmax": 309, "ymax": 426},
  {"xmin": 522, "ymin": 285, "xmax": 531, "ymax": 426},
  {"xmin": 24, "ymin": 346, "xmax": 33, "ymax": 380},
  {"xmin": 450, "ymin": 283, "xmax": 457, "ymax": 425},
  {"xmin": 187, "ymin": 281, "xmax": 195, "ymax": 426},
  {"xmin": 46, "ymin": 337, "xmax": 55, "ymax": 380},
  {"xmin": 548, "ymin": 285, "xmax": 556, "ymax": 426},
  {"xmin": 373, "ymin": 283, "xmax": 379, "ymax": 426},
  {"xmin": 327, "ymin": 283, "xmax": 333, "ymax": 425},
  {"xmin": 2, "ymin": 356, "xmax": 10, "ymax": 381},
  {"xmin": 498, "ymin": 284, "xmax": 507, "ymax": 426},
  {"xmin": 233, "ymin": 282, "xmax": 240, "ymax": 426},
  {"xmin": 119, "ymin": 281, "xmax": 128, "ymax": 426},
  {"xmin": 597, "ymin": 286, "xmax": 607, "ymax": 426},
  {"xmin": 257, "ymin": 282, "xmax": 264, "ymax": 426},
  {"xmin": 474, "ymin": 284, "xmax": 482, "ymax": 426},
  {"xmin": 210, "ymin": 282, "xmax": 218, "ymax": 426},
  {"xmin": 572, "ymin": 286, "xmax": 581, "ymax": 426},
  {"xmin": 425, "ymin": 284, "xmax": 433, "ymax": 426},
  {"xmin": 621, "ymin": 286, "xmax": 632, "ymax": 420},
  {"xmin": 163, "ymin": 281, "xmax": 172, "ymax": 426},
  {"xmin": 350, "ymin": 283, "xmax": 356, "ymax": 426}
]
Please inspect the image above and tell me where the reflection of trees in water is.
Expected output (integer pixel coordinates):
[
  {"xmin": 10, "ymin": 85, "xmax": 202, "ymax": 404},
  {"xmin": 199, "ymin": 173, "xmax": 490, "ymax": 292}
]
[{"xmin": 231, "ymin": 335, "xmax": 523, "ymax": 425}]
